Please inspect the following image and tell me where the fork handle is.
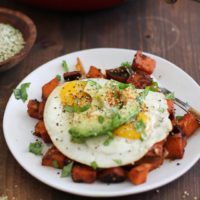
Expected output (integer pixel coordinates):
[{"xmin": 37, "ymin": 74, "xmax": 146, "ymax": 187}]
[{"xmin": 188, "ymin": 106, "xmax": 200, "ymax": 121}]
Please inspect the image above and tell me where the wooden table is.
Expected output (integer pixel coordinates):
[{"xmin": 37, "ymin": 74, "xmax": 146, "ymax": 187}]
[{"xmin": 0, "ymin": 0, "xmax": 200, "ymax": 199}]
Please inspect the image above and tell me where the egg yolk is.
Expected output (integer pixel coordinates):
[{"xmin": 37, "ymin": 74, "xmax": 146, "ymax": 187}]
[
  {"xmin": 60, "ymin": 81, "xmax": 91, "ymax": 107},
  {"xmin": 137, "ymin": 112, "xmax": 148, "ymax": 123},
  {"xmin": 113, "ymin": 112, "xmax": 148, "ymax": 140},
  {"xmin": 113, "ymin": 123, "xmax": 141, "ymax": 139}
]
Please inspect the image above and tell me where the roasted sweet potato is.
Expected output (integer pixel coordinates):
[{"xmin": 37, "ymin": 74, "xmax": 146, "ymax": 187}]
[
  {"xmin": 135, "ymin": 156, "xmax": 164, "ymax": 171},
  {"xmin": 167, "ymin": 99, "xmax": 174, "ymax": 115},
  {"xmin": 42, "ymin": 77, "xmax": 59, "ymax": 100},
  {"xmin": 145, "ymin": 141, "xmax": 164, "ymax": 157},
  {"xmin": 38, "ymin": 101, "xmax": 45, "ymax": 118},
  {"xmin": 135, "ymin": 141, "xmax": 165, "ymax": 171},
  {"xmin": 106, "ymin": 66, "xmax": 133, "ymax": 83},
  {"xmin": 75, "ymin": 57, "xmax": 86, "ymax": 76},
  {"xmin": 132, "ymin": 51, "xmax": 156, "ymax": 75},
  {"xmin": 86, "ymin": 66, "xmax": 105, "ymax": 78},
  {"xmin": 126, "ymin": 70, "xmax": 152, "ymax": 89},
  {"xmin": 35, "ymin": 120, "xmax": 51, "ymax": 143},
  {"xmin": 128, "ymin": 164, "xmax": 151, "ymax": 185},
  {"xmin": 72, "ymin": 165, "xmax": 97, "ymax": 183},
  {"xmin": 27, "ymin": 99, "xmax": 43, "ymax": 119},
  {"xmin": 177, "ymin": 113, "xmax": 199, "ymax": 137},
  {"xmin": 164, "ymin": 132, "xmax": 187, "ymax": 159},
  {"xmin": 63, "ymin": 71, "xmax": 82, "ymax": 81},
  {"xmin": 98, "ymin": 167, "xmax": 126, "ymax": 183},
  {"xmin": 42, "ymin": 146, "xmax": 70, "ymax": 168}
]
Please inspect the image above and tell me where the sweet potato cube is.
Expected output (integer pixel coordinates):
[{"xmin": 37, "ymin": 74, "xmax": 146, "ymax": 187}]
[
  {"xmin": 128, "ymin": 164, "xmax": 151, "ymax": 185},
  {"xmin": 178, "ymin": 113, "xmax": 199, "ymax": 137},
  {"xmin": 133, "ymin": 51, "xmax": 156, "ymax": 74},
  {"xmin": 35, "ymin": 120, "xmax": 51, "ymax": 143},
  {"xmin": 86, "ymin": 66, "xmax": 105, "ymax": 78},
  {"xmin": 167, "ymin": 99, "xmax": 174, "ymax": 115},
  {"xmin": 42, "ymin": 78, "xmax": 59, "ymax": 100},
  {"xmin": 38, "ymin": 101, "xmax": 45, "ymax": 118},
  {"xmin": 106, "ymin": 66, "xmax": 131, "ymax": 83},
  {"xmin": 127, "ymin": 70, "xmax": 152, "ymax": 89},
  {"xmin": 63, "ymin": 71, "xmax": 82, "ymax": 81},
  {"xmin": 165, "ymin": 133, "xmax": 186, "ymax": 159},
  {"xmin": 72, "ymin": 165, "xmax": 97, "ymax": 183},
  {"xmin": 98, "ymin": 167, "xmax": 126, "ymax": 183},
  {"xmin": 75, "ymin": 57, "xmax": 86, "ymax": 76},
  {"xmin": 42, "ymin": 146, "xmax": 69, "ymax": 168},
  {"xmin": 135, "ymin": 141, "xmax": 165, "ymax": 171},
  {"xmin": 27, "ymin": 99, "xmax": 42, "ymax": 119}
]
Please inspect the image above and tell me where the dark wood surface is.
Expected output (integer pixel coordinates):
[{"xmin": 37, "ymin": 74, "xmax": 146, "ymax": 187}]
[{"xmin": 0, "ymin": 0, "xmax": 200, "ymax": 199}]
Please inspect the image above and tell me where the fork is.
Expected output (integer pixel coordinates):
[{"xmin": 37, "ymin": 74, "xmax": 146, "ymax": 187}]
[{"xmin": 159, "ymin": 87, "xmax": 200, "ymax": 123}]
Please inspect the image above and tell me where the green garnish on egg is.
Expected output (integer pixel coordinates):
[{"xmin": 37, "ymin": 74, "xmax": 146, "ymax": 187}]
[
  {"xmin": 90, "ymin": 161, "xmax": 98, "ymax": 170},
  {"xmin": 113, "ymin": 159, "xmax": 122, "ymax": 165},
  {"xmin": 134, "ymin": 120, "xmax": 146, "ymax": 133},
  {"xmin": 64, "ymin": 104, "xmax": 91, "ymax": 113},
  {"xmin": 98, "ymin": 116, "xmax": 104, "ymax": 124}
]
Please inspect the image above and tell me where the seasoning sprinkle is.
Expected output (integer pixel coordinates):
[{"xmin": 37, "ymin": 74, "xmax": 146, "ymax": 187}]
[{"xmin": 0, "ymin": 23, "xmax": 25, "ymax": 62}]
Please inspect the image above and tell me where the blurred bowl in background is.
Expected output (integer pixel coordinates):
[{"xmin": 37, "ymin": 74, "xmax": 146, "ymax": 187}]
[
  {"xmin": 0, "ymin": 7, "xmax": 37, "ymax": 72},
  {"xmin": 13, "ymin": 0, "xmax": 125, "ymax": 11}
]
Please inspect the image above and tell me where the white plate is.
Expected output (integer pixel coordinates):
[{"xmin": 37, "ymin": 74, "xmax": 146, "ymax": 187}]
[{"xmin": 3, "ymin": 48, "xmax": 200, "ymax": 197}]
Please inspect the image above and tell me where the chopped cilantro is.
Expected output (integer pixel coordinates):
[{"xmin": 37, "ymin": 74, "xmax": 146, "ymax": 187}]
[
  {"xmin": 140, "ymin": 132, "xmax": 147, "ymax": 141},
  {"xmin": 13, "ymin": 82, "xmax": 30, "ymax": 102},
  {"xmin": 29, "ymin": 141, "xmax": 43, "ymax": 155},
  {"xmin": 158, "ymin": 107, "xmax": 165, "ymax": 113},
  {"xmin": 121, "ymin": 61, "xmax": 132, "ymax": 67},
  {"xmin": 176, "ymin": 115, "xmax": 183, "ymax": 121},
  {"xmin": 64, "ymin": 104, "xmax": 91, "ymax": 113},
  {"xmin": 96, "ymin": 95, "xmax": 104, "ymax": 109},
  {"xmin": 113, "ymin": 159, "xmax": 122, "ymax": 165},
  {"xmin": 137, "ymin": 87, "xmax": 150, "ymax": 103},
  {"xmin": 98, "ymin": 116, "xmax": 104, "ymax": 124},
  {"xmin": 64, "ymin": 105, "xmax": 74, "ymax": 113},
  {"xmin": 112, "ymin": 112, "xmax": 121, "ymax": 127},
  {"xmin": 118, "ymin": 82, "xmax": 130, "ymax": 90},
  {"xmin": 165, "ymin": 92, "xmax": 175, "ymax": 100},
  {"xmin": 62, "ymin": 60, "xmax": 69, "ymax": 72},
  {"xmin": 78, "ymin": 104, "xmax": 91, "ymax": 112},
  {"xmin": 90, "ymin": 161, "xmax": 98, "ymax": 170},
  {"xmin": 56, "ymin": 74, "xmax": 61, "ymax": 81},
  {"xmin": 61, "ymin": 162, "xmax": 74, "ymax": 177},
  {"xmin": 52, "ymin": 160, "xmax": 59, "ymax": 168},
  {"xmin": 148, "ymin": 81, "xmax": 159, "ymax": 92},
  {"xmin": 134, "ymin": 120, "xmax": 146, "ymax": 133},
  {"xmin": 103, "ymin": 134, "xmax": 114, "ymax": 146},
  {"xmin": 71, "ymin": 137, "xmax": 85, "ymax": 143},
  {"xmin": 88, "ymin": 80, "xmax": 101, "ymax": 89}
]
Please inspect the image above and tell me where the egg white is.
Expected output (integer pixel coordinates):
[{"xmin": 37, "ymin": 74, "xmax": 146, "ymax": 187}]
[{"xmin": 44, "ymin": 78, "xmax": 172, "ymax": 168}]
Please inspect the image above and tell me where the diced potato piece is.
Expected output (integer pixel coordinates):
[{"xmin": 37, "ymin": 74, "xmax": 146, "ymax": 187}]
[
  {"xmin": 132, "ymin": 51, "xmax": 156, "ymax": 74},
  {"xmin": 178, "ymin": 113, "xmax": 199, "ymax": 137}
]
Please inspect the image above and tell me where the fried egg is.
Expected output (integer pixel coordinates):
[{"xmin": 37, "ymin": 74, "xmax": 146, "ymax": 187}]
[{"xmin": 44, "ymin": 78, "xmax": 172, "ymax": 168}]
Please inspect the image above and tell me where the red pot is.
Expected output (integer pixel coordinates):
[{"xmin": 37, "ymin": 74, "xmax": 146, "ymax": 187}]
[{"xmin": 14, "ymin": 0, "xmax": 125, "ymax": 11}]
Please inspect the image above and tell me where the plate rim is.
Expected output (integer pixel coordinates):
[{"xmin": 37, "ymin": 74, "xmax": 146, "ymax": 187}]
[{"xmin": 3, "ymin": 48, "xmax": 200, "ymax": 197}]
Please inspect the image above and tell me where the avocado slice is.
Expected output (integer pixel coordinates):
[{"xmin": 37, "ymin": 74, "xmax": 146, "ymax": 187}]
[{"xmin": 67, "ymin": 80, "xmax": 140, "ymax": 142}]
